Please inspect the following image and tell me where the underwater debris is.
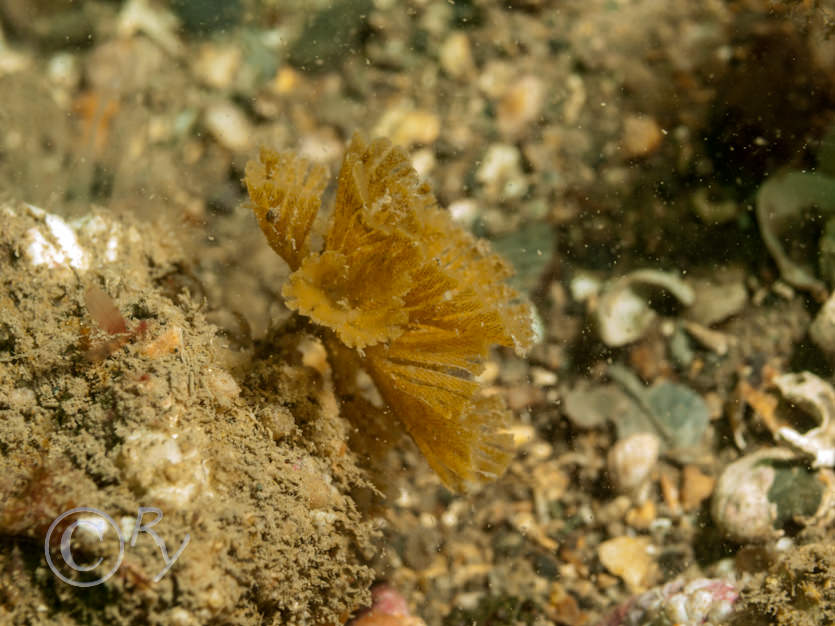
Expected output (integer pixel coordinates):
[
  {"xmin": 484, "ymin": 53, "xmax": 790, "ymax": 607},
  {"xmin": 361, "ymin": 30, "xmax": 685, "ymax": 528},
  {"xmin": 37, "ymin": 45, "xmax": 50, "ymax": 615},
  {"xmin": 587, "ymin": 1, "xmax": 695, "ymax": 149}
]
[
  {"xmin": 245, "ymin": 132, "xmax": 538, "ymax": 492},
  {"xmin": 773, "ymin": 371, "xmax": 835, "ymax": 468},
  {"xmin": 591, "ymin": 269, "xmax": 694, "ymax": 347},
  {"xmin": 600, "ymin": 577, "xmax": 739, "ymax": 626},
  {"xmin": 711, "ymin": 447, "xmax": 834, "ymax": 543},
  {"xmin": 756, "ymin": 171, "xmax": 835, "ymax": 300}
]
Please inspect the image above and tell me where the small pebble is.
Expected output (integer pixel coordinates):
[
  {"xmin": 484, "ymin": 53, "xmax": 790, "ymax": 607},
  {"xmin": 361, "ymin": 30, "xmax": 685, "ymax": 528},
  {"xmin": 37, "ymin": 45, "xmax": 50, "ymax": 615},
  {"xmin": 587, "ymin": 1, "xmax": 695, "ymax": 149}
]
[
  {"xmin": 598, "ymin": 536, "xmax": 655, "ymax": 591},
  {"xmin": 272, "ymin": 67, "xmax": 301, "ymax": 94},
  {"xmin": 448, "ymin": 198, "xmax": 479, "ymax": 227},
  {"xmin": 118, "ymin": 0, "xmax": 183, "ymax": 57},
  {"xmin": 193, "ymin": 43, "xmax": 242, "ymax": 89},
  {"xmin": 439, "ymin": 32, "xmax": 475, "ymax": 79},
  {"xmin": 476, "ymin": 143, "xmax": 527, "ymax": 200},
  {"xmin": 548, "ymin": 582, "xmax": 587, "ymax": 625},
  {"xmin": 410, "ymin": 148, "xmax": 436, "ymax": 178},
  {"xmin": 204, "ymin": 102, "xmax": 253, "ymax": 152},
  {"xmin": 497, "ymin": 75, "xmax": 544, "ymax": 137},
  {"xmin": 626, "ymin": 500, "xmax": 656, "ymax": 530},
  {"xmin": 622, "ymin": 114, "xmax": 663, "ymax": 158},
  {"xmin": 168, "ymin": 607, "xmax": 199, "ymax": 626},
  {"xmin": 531, "ymin": 366, "xmax": 557, "ymax": 387},
  {"xmin": 374, "ymin": 107, "xmax": 440, "ymax": 147},
  {"xmin": 298, "ymin": 131, "xmax": 343, "ymax": 164},
  {"xmin": 680, "ymin": 465, "xmax": 715, "ymax": 512},
  {"xmin": 659, "ymin": 471, "xmax": 681, "ymax": 514},
  {"xmin": 607, "ymin": 432, "xmax": 660, "ymax": 493},
  {"xmin": 47, "ymin": 53, "xmax": 81, "ymax": 90}
]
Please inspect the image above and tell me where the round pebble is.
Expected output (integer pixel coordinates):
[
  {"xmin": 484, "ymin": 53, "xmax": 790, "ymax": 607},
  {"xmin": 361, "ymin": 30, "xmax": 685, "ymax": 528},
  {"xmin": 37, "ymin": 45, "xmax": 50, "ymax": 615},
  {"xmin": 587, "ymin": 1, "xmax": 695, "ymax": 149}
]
[{"xmin": 607, "ymin": 432, "xmax": 660, "ymax": 493}]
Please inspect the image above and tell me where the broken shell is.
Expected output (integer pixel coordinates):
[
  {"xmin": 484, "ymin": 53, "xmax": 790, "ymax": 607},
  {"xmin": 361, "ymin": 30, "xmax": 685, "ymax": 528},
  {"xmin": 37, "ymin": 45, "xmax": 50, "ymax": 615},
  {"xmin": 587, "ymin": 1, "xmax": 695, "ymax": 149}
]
[
  {"xmin": 691, "ymin": 188, "xmax": 739, "ymax": 224},
  {"xmin": 712, "ymin": 448, "xmax": 790, "ymax": 542},
  {"xmin": 686, "ymin": 275, "xmax": 747, "ymax": 327},
  {"xmin": 16, "ymin": 203, "xmax": 152, "ymax": 286},
  {"xmin": 206, "ymin": 367, "xmax": 241, "ymax": 407},
  {"xmin": 756, "ymin": 170, "xmax": 835, "ymax": 299},
  {"xmin": 681, "ymin": 320, "xmax": 732, "ymax": 356},
  {"xmin": 594, "ymin": 269, "xmax": 694, "ymax": 347},
  {"xmin": 773, "ymin": 371, "xmax": 835, "ymax": 467},
  {"xmin": 569, "ymin": 272, "xmax": 602, "ymax": 302},
  {"xmin": 711, "ymin": 448, "xmax": 833, "ymax": 542},
  {"xmin": 607, "ymin": 432, "xmax": 660, "ymax": 494}
]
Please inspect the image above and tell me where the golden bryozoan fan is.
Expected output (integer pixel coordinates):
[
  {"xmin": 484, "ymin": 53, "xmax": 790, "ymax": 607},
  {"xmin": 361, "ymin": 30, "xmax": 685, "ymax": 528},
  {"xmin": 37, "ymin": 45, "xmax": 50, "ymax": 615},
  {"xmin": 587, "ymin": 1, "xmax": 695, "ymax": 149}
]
[{"xmin": 245, "ymin": 133, "xmax": 538, "ymax": 492}]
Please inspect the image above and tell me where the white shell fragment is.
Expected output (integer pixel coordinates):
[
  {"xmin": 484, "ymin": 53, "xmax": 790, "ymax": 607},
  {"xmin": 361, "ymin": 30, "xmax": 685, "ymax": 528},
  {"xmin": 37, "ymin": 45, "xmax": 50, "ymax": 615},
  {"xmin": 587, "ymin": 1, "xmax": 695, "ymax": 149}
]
[
  {"xmin": 594, "ymin": 269, "xmax": 695, "ymax": 347},
  {"xmin": 773, "ymin": 371, "xmax": 835, "ymax": 468}
]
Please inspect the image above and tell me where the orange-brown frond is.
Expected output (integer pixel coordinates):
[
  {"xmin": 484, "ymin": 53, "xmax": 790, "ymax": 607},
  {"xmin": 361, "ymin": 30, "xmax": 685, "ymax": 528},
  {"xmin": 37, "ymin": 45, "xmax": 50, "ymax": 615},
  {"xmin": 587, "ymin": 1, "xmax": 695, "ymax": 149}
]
[
  {"xmin": 282, "ymin": 250, "xmax": 410, "ymax": 351},
  {"xmin": 400, "ymin": 251, "xmax": 537, "ymax": 361},
  {"xmin": 429, "ymin": 230, "xmax": 537, "ymax": 356},
  {"xmin": 379, "ymin": 325, "xmax": 486, "ymax": 373},
  {"xmin": 248, "ymin": 133, "xmax": 539, "ymax": 492},
  {"xmin": 245, "ymin": 147, "xmax": 327, "ymax": 271},
  {"xmin": 282, "ymin": 226, "xmax": 426, "ymax": 352},
  {"xmin": 368, "ymin": 360, "xmax": 515, "ymax": 491},
  {"xmin": 328, "ymin": 133, "xmax": 436, "ymax": 252},
  {"xmin": 366, "ymin": 354, "xmax": 479, "ymax": 414}
]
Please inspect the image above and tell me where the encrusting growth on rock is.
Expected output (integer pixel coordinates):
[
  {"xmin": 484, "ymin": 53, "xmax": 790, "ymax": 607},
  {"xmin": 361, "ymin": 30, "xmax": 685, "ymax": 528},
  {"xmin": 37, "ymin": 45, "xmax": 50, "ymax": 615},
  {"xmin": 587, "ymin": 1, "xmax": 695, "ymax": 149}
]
[{"xmin": 245, "ymin": 132, "xmax": 537, "ymax": 492}]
